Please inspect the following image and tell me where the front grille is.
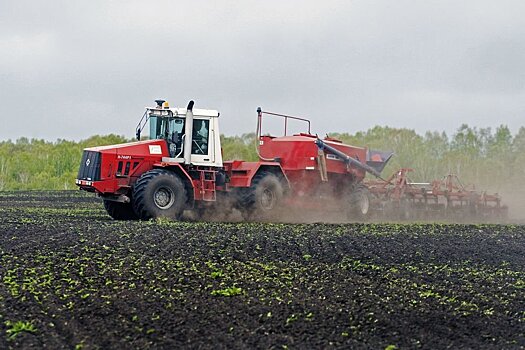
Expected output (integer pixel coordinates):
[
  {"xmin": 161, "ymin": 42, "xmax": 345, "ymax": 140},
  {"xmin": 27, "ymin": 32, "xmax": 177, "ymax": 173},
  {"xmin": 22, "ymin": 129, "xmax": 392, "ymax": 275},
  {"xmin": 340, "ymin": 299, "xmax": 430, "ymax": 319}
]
[{"xmin": 77, "ymin": 151, "xmax": 101, "ymax": 181}]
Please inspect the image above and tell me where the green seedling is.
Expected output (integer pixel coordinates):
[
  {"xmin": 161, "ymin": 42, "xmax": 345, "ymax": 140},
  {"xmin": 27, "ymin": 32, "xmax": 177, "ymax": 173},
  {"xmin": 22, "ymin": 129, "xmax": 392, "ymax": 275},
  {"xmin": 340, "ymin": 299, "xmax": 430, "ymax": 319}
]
[
  {"xmin": 5, "ymin": 320, "xmax": 37, "ymax": 340},
  {"xmin": 211, "ymin": 287, "xmax": 243, "ymax": 297}
]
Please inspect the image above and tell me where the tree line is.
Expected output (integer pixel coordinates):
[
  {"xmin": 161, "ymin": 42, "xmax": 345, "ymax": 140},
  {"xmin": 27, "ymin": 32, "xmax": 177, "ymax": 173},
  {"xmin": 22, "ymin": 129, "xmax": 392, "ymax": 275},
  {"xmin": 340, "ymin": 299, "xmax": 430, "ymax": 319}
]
[
  {"xmin": 331, "ymin": 124, "xmax": 525, "ymax": 190},
  {"xmin": 0, "ymin": 124, "xmax": 523, "ymax": 191}
]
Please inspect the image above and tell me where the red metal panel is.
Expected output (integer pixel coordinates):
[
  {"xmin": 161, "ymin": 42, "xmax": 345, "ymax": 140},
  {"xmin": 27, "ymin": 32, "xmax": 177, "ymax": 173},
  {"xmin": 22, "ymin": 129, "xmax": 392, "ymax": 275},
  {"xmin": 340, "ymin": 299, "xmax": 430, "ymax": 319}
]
[
  {"xmin": 96, "ymin": 140, "xmax": 168, "ymax": 179},
  {"xmin": 224, "ymin": 160, "xmax": 286, "ymax": 188},
  {"xmin": 86, "ymin": 140, "xmax": 170, "ymax": 194},
  {"xmin": 258, "ymin": 135, "xmax": 368, "ymax": 181}
]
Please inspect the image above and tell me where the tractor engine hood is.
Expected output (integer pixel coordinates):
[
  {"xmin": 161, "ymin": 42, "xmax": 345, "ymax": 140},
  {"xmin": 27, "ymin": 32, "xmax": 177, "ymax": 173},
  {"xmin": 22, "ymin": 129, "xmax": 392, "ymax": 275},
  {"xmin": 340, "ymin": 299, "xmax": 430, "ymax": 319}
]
[
  {"xmin": 86, "ymin": 139, "xmax": 169, "ymax": 158},
  {"xmin": 76, "ymin": 139, "xmax": 169, "ymax": 193}
]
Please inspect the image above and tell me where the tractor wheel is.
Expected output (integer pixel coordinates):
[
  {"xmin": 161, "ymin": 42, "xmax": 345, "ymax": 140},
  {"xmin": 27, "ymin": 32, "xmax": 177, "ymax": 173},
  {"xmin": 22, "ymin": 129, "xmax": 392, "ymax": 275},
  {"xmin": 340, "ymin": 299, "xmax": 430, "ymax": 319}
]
[
  {"xmin": 240, "ymin": 172, "xmax": 284, "ymax": 221},
  {"xmin": 132, "ymin": 169, "xmax": 187, "ymax": 220},
  {"xmin": 103, "ymin": 200, "xmax": 138, "ymax": 220},
  {"xmin": 348, "ymin": 184, "xmax": 371, "ymax": 220}
]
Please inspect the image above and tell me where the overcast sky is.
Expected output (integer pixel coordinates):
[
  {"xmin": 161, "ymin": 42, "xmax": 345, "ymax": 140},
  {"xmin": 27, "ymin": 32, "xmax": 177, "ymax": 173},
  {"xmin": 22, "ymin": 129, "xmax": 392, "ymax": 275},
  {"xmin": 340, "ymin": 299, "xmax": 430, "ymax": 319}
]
[{"xmin": 1, "ymin": 0, "xmax": 524, "ymax": 141}]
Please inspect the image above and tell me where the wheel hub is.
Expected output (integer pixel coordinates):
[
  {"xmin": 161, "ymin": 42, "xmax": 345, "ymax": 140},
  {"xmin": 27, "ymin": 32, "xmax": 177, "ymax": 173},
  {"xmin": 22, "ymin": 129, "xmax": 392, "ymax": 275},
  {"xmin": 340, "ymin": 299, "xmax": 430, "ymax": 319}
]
[
  {"xmin": 154, "ymin": 187, "xmax": 175, "ymax": 209},
  {"xmin": 260, "ymin": 188, "xmax": 276, "ymax": 210}
]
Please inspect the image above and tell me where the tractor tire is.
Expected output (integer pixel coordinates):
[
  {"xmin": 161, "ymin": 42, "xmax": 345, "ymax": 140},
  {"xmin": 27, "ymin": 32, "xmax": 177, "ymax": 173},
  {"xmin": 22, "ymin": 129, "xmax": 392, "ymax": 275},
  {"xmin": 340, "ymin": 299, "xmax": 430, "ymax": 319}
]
[
  {"xmin": 103, "ymin": 200, "xmax": 138, "ymax": 220},
  {"xmin": 132, "ymin": 169, "xmax": 187, "ymax": 220},
  {"xmin": 348, "ymin": 184, "xmax": 371, "ymax": 220},
  {"xmin": 240, "ymin": 172, "xmax": 284, "ymax": 221}
]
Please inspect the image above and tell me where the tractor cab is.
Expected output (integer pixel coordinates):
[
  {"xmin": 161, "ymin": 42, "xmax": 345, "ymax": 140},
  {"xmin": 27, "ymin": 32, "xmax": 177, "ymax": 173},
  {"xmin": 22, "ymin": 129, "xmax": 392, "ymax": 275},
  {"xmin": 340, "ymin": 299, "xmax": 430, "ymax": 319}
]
[{"xmin": 136, "ymin": 100, "xmax": 223, "ymax": 167}]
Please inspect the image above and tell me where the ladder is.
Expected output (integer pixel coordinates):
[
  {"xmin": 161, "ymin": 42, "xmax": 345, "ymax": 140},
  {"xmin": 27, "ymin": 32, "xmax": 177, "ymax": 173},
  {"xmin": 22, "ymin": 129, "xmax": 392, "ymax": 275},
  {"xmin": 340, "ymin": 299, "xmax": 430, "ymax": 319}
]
[{"xmin": 199, "ymin": 170, "xmax": 216, "ymax": 201}]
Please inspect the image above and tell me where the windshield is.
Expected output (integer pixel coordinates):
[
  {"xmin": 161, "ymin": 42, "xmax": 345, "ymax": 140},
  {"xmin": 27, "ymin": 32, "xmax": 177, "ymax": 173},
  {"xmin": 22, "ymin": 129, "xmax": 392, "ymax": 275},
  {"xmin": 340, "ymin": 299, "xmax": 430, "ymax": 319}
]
[{"xmin": 149, "ymin": 116, "xmax": 185, "ymax": 140}]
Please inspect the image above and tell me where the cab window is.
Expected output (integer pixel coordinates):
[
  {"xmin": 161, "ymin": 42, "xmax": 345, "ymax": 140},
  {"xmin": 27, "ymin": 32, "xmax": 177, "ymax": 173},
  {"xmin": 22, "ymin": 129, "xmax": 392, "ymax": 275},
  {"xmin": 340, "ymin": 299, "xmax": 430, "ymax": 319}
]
[
  {"xmin": 192, "ymin": 119, "xmax": 209, "ymax": 155},
  {"xmin": 149, "ymin": 116, "xmax": 185, "ymax": 140}
]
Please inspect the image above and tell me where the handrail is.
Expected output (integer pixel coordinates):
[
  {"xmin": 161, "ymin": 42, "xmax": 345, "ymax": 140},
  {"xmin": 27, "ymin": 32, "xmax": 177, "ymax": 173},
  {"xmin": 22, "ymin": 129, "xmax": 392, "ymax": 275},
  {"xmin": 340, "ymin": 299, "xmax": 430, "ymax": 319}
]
[
  {"xmin": 255, "ymin": 107, "xmax": 312, "ymax": 161},
  {"xmin": 175, "ymin": 134, "xmax": 185, "ymax": 158},
  {"xmin": 135, "ymin": 110, "xmax": 149, "ymax": 140},
  {"xmin": 256, "ymin": 107, "xmax": 311, "ymax": 137}
]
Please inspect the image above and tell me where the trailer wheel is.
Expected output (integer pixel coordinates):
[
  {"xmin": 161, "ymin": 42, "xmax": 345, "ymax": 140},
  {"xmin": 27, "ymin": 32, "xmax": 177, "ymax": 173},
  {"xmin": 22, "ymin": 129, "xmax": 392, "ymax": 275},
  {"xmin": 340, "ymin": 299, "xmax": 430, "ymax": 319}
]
[
  {"xmin": 348, "ymin": 185, "xmax": 371, "ymax": 220},
  {"xmin": 132, "ymin": 169, "xmax": 187, "ymax": 220},
  {"xmin": 241, "ymin": 172, "xmax": 284, "ymax": 220},
  {"xmin": 103, "ymin": 200, "xmax": 138, "ymax": 220}
]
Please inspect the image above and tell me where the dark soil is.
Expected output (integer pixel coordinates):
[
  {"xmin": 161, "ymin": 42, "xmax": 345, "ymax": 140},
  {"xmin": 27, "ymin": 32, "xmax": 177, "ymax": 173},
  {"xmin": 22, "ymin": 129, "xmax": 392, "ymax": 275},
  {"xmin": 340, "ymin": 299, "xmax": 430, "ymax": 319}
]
[{"xmin": 0, "ymin": 191, "xmax": 524, "ymax": 349}]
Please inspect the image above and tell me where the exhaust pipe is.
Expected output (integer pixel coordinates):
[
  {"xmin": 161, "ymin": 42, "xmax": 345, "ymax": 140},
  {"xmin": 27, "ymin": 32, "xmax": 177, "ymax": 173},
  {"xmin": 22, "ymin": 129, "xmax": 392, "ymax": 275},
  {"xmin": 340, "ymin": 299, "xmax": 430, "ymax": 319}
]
[{"xmin": 184, "ymin": 100, "xmax": 194, "ymax": 164}]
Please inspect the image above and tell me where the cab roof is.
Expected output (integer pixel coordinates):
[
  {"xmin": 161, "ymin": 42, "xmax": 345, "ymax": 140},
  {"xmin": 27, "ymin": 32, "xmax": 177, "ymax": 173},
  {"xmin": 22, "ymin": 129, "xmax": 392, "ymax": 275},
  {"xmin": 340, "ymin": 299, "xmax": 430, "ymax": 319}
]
[{"xmin": 148, "ymin": 107, "xmax": 219, "ymax": 118}]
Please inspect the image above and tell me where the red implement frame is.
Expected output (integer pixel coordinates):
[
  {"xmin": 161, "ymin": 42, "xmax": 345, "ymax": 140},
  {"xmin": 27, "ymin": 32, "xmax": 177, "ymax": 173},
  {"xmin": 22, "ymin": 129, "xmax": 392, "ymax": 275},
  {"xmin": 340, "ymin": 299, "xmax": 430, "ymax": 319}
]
[{"xmin": 366, "ymin": 169, "xmax": 508, "ymax": 221}]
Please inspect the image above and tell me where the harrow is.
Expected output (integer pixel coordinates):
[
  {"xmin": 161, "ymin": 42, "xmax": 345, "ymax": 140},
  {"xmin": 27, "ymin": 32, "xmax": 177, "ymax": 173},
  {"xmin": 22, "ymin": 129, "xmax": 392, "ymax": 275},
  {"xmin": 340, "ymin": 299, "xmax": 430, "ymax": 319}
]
[{"xmin": 366, "ymin": 169, "xmax": 508, "ymax": 221}]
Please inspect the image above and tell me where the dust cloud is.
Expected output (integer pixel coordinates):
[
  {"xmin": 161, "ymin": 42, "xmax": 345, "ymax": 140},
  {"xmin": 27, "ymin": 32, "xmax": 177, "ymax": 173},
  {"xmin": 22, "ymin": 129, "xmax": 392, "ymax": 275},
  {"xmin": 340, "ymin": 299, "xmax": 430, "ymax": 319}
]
[
  {"xmin": 183, "ymin": 182, "xmax": 524, "ymax": 225},
  {"xmin": 497, "ymin": 186, "xmax": 525, "ymax": 224}
]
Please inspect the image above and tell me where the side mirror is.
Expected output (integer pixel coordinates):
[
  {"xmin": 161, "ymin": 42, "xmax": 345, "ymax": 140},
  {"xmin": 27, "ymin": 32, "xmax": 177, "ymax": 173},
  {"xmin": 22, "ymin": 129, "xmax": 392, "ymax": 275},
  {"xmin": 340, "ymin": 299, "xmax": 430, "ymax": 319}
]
[{"xmin": 136, "ymin": 130, "xmax": 141, "ymax": 141}]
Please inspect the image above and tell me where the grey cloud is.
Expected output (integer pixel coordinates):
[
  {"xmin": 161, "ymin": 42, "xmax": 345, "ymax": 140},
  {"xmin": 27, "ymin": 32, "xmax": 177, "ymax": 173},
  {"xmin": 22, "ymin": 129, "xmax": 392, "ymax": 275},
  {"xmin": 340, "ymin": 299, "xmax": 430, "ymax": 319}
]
[{"xmin": 1, "ymin": 0, "xmax": 524, "ymax": 141}]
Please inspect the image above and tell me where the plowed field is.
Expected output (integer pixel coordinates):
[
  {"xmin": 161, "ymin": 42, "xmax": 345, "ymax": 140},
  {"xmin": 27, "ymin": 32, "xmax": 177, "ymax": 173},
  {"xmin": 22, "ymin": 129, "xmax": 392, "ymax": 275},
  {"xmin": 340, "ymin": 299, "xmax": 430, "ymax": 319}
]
[{"xmin": 0, "ymin": 191, "xmax": 524, "ymax": 349}]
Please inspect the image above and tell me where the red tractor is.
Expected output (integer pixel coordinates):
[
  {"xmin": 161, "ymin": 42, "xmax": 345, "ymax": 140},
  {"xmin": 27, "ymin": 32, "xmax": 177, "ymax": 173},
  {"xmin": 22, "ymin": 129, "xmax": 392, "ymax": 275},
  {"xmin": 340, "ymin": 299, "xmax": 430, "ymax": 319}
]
[{"xmin": 76, "ymin": 100, "xmax": 393, "ymax": 221}]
